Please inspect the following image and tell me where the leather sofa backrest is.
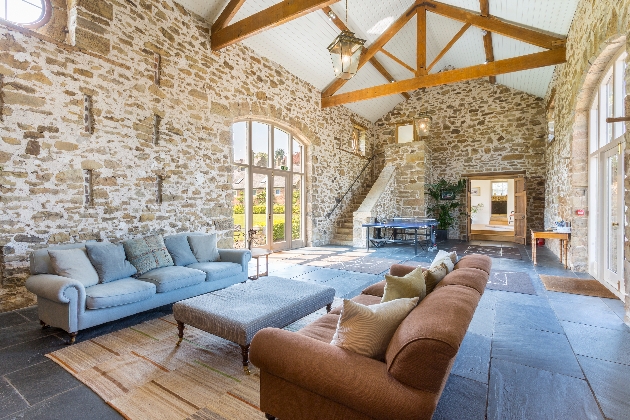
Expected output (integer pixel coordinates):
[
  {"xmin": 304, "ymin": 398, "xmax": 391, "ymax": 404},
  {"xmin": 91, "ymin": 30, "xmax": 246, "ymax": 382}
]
[
  {"xmin": 454, "ymin": 254, "xmax": 492, "ymax": 274},
  {"xmin": 434, "ymin": 267, "xmax": 488, "ymax": 295},
  {"xmin": 385, "ymin": 284, "xmax": 481, "ymax": 393}
]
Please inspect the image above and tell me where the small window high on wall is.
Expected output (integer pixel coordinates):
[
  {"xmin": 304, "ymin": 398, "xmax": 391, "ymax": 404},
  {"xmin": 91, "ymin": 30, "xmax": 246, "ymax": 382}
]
[
  {"xmin": 396, "ymin": 123, "xmax": 414, "ymax": 143},
  {"xmin": 0, "ymin": 0, "xmax": 51, "ymax": 28}
]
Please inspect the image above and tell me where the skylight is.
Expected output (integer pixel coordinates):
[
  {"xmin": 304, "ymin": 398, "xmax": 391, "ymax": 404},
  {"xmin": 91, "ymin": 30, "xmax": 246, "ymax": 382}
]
[{"xmin": 0, "ymin": 0, "xmax": 49, "ymax": 27}]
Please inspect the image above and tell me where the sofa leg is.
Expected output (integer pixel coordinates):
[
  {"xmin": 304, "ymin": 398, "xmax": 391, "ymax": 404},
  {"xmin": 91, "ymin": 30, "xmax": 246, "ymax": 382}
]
[
  {"xmin": 40, "ymin": 320, "xmax": 50, "ymax": 329},
  {"xmin": 176, "ymin": 321, "xmax": 185, "ymax": 346},
  {"xmin": 265, "ymin": 414, "xmax": 276, "ymax": 420},
  {"xmin": 240, "ymin": 344, "xmax": 251, "ymax": 375},
  {"xmin": 67, "ymin": 332, "xmax": 77, "ymax": 345}
]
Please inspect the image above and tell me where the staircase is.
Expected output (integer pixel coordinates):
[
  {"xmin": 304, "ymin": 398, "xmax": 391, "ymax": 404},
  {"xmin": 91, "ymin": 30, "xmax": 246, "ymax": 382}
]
[{"xmin": 330, "ymin": 185, "xmax": 372, "ymax": 246}]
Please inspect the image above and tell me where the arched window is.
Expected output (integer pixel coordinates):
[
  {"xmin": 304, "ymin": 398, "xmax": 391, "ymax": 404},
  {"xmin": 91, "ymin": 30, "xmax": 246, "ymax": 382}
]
[
  {"xmin": 232, "ymin": 120, "xmax": 306, "ymax": 251},
  {"xmin": 588, "ymin": 49, "xmax": 627, "ymax": 297},
  {"xmin": 1, "ymin": 0, "xmax": 51, "ymax": 29}
]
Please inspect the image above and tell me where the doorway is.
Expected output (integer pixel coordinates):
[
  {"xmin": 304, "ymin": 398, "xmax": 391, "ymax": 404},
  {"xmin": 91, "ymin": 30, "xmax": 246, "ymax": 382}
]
[
  {"xmin": 463, "ymin": 172, "xmax": 527, "ymax": 244},
  {"xmin": 232, "ymin": 120, "xmax": 306, "ymax": 251}
]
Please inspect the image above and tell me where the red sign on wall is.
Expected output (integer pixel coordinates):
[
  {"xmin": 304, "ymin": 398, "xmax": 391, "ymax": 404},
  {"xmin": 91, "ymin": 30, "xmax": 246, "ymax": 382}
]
[{"xmin": 576, "ymin": 209, "xmax": 585, "ymax": 216}]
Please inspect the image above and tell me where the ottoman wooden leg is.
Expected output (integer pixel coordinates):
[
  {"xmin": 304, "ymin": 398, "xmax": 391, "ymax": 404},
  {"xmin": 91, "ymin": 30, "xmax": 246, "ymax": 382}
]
[
  {"xmin": 176, "ymin": 321, "xmax": 185, "ymax": 346},
  {"xmin": 265, "ymin": 414, "xmax": 276, "ymax": 420},
  {"xmin": 240, "ymin": 344, "xmax": 251, "ymax": 375},
  {"xmin": 326, "ymin": 303, "xmax": 332, "ymax": 313}
]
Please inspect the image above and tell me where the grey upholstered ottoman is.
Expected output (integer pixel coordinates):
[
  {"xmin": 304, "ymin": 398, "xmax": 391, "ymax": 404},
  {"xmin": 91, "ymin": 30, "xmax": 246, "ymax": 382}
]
[{"xmin": 172, "ymin": 276, "xmax": 336, "ymax": 373}]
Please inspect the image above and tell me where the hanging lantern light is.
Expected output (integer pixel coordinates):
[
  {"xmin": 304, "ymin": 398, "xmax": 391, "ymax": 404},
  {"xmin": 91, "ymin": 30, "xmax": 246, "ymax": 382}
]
[
  {"xmin": 414, "ymin": 112, "xmax": 432, "ymax": 138},
  {"xmin": 327, "ymin": 1, "xmax": 365, "ymax": 80}
]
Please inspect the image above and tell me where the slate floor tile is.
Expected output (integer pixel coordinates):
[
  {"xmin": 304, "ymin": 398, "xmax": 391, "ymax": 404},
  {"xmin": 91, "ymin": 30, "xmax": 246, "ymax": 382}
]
[
  {"xmin": 491, "ymin": 289, "xmax": 551, "ymax": 308},
  {"xmin": 433, "ymin": 374, "xmax": 487, "ymax": 420},
  {"xmin": 492, "ymin": 322, "xmax": 584, "ymax": 378},
  {"xmin": 577, "ymin": 355, "xmax": 630, "ymax": 420},
  {"xmin": 467, "ymin": 304, "xmax": 495, "ymax": 338},
  {"xmin": 268, "ymin": 264, "xmax": 320, "ymax": 278},
  {"xmin": 494, "ymin": 300, "xmax": 563, "ymax": 334},
  {"xmin": 0, "ymin": 321, "xmax": 63, "ymax": 350},
  {"xmin": 562, "ymin": 321, "xmax": 630, "ymax": 366},
  {"xmin": 293, "ymin": 268, "xmax": 345, "ymax": 283},
  {"xmin": 549, "ymin": 296, "xmax": 626, "ymax": 330},
  {"xmin": 451, "ymin": 332, "xmax": 491, "ymax": 384},
  {"xmin": 14, "ymin": 307, "xmax": 39, "ymax": 322},
  {"xmin": 601, "ymin": 297, "xmax": 627, "ymax": 320},
  {"xmin": 7, "ymin": 384, "xmax": 121, "ymax": 420},
  {"xmin": 5, "ymin": 359, "xmax": 82, "ymax": 405},
  {"xmin": 488, "ymin": 359, "xmax": 603, "ymax": 420},
  {"xmin": 0, "ymin": 335, "xmax": 65, "ymax": 376},
  {"xmin": 0, "ymin": 377, "xmax": 27, "ymax": 419},
  {"xmin": 324, "ymin": 275, "xmax": 378, "ymax": 298},
  {"xmin": 0, "ymin": 312, "xmax": 30, "ymax": 330}
]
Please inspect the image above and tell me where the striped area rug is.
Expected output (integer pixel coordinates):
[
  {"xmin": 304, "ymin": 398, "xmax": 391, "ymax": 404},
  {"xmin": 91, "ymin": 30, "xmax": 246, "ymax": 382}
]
[{"xmin": 47, "ymin": 315, "xmax": 267, "ymax": 419}]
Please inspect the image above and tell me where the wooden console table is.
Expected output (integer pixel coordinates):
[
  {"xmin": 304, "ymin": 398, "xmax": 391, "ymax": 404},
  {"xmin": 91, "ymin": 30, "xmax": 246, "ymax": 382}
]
[{"xmin": 531, "ymin": 230, "xmax": 570, "ymax": 269}]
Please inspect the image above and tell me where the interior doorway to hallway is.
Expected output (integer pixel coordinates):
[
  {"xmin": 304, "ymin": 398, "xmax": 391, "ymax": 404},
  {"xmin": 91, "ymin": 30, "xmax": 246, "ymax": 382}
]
[{"xmin": 462, "ymin": 172, "xmax": 527, "ymax": 244}]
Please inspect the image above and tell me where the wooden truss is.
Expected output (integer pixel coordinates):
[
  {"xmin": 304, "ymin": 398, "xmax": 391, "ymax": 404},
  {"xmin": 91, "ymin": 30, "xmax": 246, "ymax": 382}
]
[{"xmin": 210, "ymin": 0, "xmax": 567, "ymax": 108}]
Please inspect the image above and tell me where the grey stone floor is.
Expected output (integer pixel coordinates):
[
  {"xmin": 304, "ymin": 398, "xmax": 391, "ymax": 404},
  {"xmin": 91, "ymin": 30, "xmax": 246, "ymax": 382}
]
[{"xmin": 1, "ymin": 240, "xmax": 628, "ymax": 419}]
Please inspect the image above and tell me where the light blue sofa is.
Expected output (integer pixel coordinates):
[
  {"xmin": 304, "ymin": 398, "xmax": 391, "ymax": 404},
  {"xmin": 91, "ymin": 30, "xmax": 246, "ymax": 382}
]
[{"xmin": 25, "ymin": 233, "xmax": 251, "ymax": 343}]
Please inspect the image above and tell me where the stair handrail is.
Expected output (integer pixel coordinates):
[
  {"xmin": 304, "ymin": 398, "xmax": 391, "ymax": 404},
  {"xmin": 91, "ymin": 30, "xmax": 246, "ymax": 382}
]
[{"xmin": 326, "ymin": 154, "xmax": 379, "ymax": 218}]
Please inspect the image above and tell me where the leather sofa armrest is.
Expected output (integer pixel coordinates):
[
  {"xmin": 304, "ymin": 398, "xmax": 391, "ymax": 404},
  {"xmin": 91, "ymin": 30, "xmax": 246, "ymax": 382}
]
[
  {"xmin": 250, "ymin": 328, "xmax": 436, "ymax": 420},
  {"xmin": 25, "ymin": 274, "xmax": 86, "ymax": 305},
  {"xmin": 218, "ymin": 249, "xmax": 251, "ymax": 270}
]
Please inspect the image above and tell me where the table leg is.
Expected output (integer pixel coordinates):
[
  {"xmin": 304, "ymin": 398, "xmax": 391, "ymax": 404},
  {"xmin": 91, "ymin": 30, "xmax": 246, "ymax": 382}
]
[
  {"xmin": 414, "ymin": 229, "xmax": 418, "ymax": 255},
  {"xmin": 240, "ymin": 344, "xmax": 251, "ymax": 375},
  {"xmin": 532, "ymin": 233, "xmax": 537, "ymax": 265},
  {"xmin": 564, "ymin": 240, "xmax": 568, "ymax": 269},
  {"xmin": 176, "ymin": 321, "xmax": 185, "ymax": 346},
  {"xmin": 560, "ymin": 240, "xmax": 563, "ymax": 268},
  {"xmin": 366, "ymin": 227, "xmax": 370, "ymax": 250},
  {"xmin": 261, "ymin": 254, "xmax": 268, "ymax": 277}
]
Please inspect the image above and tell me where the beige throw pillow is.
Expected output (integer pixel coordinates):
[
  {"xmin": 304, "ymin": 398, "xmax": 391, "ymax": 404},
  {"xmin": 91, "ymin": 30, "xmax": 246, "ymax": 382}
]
[
  {"xmin": 331, "ymin": 297, "xmax": 419, "ymax": 360},
  {"xmin": 424, "ymin": 262, "xmax": 448, "ymax": 294},
  {"xmin": 430, "ymin": 250, "xmax": 457, "ymax": 273},
  {"xmin": 381, "ymin": 267, "xmax": 426, "ymax": 303}
]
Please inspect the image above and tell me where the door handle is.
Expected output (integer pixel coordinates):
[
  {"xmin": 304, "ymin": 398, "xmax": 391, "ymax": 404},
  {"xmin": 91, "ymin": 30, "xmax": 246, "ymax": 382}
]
[{"xmin": 612, "ymin": 222, "xmax": 619, "ymax": 226}]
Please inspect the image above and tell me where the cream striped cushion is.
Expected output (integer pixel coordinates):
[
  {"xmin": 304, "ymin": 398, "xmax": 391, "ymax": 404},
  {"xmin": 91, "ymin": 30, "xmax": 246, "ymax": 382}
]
[
  {"xmin": 430, "ymin": 250, "xmax": 457, "ymax": 273},
  {"xmin": 424, "ymin": 262, "xmax": 448, "ymax": 294},
  {"xmin": 331, "ymin": 297, "xmax": 419, "ymax": 359}
]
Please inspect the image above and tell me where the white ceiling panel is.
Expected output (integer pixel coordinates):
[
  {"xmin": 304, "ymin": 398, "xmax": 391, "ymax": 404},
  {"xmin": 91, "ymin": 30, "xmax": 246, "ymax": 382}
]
[{"xmin": 171, "ymin": 0, "xmax": 580, "ymax": 122}]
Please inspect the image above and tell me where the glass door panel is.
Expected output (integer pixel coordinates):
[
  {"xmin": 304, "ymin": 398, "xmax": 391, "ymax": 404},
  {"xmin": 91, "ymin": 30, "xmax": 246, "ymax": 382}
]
[
  {"xmin": 232, "ymin": 164, "xmax": 247, "ymax": 249},
  {"xmin": 602, "ymin": 145, "xmax": 623, "ymax": 291},
  {"xmin": 252, "ymin": 122, "xmax": 270, "ymax": 167},
  {"xmin": 274, "ymin": 128, "xmax": 289, "ymax": 170},
  {"xmin": 292, "ymin": 177, "xmax": 302, "ymax": 242},
  {"xmin": 252, "ymin": 171, "xmax": 269, "ymax": 247},
  {"xmin": 272, "ymin": 174, "xmax": 288, "ymax": 249}
]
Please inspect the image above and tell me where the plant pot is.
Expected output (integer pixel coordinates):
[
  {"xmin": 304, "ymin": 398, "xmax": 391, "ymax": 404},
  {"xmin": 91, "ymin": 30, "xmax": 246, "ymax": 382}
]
[{"xmin": 436, "ymin": 229, "xmax": 448, "ymax": 241}]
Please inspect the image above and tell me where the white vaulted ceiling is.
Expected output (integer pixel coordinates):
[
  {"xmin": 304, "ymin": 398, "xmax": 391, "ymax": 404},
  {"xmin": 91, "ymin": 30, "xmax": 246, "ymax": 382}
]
[{"xmin": 174, "ymin": 0, "xmax": 580, "ymax": 122}]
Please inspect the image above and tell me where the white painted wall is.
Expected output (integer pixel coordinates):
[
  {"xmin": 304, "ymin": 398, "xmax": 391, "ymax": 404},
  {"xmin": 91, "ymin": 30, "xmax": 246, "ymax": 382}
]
[{"xmin": 470, "ymin": 179, "xmax": 515, "ymax": 225}]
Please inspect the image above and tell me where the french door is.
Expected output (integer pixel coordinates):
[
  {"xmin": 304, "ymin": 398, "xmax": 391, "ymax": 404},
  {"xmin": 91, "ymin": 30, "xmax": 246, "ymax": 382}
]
[{"xmin": 600, "ymin": 142, "xmax": 624, "ymax": 292}]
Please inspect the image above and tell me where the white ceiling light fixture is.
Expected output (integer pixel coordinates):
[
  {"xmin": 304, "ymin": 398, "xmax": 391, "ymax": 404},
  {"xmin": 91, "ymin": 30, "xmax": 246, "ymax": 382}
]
[{"xmin": 327, "ymin": 0, "xmax": 366, "ymax": 80}]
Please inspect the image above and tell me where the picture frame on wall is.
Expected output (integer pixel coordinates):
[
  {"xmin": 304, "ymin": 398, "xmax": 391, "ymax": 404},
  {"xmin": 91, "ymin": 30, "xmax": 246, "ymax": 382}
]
[
  {"xmin": 471, "ymin": 186, "xmax": 481, "ymax": 196},
  {"xmin": 440, "ymin": 190, "xmax": 456, "ymax": 200}
]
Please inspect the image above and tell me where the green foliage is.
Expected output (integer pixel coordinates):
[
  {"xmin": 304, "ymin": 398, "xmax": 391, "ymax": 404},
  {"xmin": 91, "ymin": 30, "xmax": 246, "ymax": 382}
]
[
  {"xmin": 426, "ymin": 179, "xmax": 466, "ymax": 230},
  {"xmin": 233, "ymin": 204, "xmax": 245, "ymax": 214}
]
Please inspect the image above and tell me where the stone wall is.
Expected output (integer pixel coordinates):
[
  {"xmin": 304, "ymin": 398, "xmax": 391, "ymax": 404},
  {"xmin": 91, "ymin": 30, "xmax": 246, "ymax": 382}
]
[
  {"xmin": 544, "ymin": 0, "xmax": 629, "ymax": 321},
  {"xmin": 374, "ymin": 79, "xmax": 547, "ymax": 239},
  {"xmin": 383, "ymin": 141, "xmax": 430, "ymax": 218},
  {"xmin": 0, "ymin": 0, "xmax": 373, "ymax": 311}
]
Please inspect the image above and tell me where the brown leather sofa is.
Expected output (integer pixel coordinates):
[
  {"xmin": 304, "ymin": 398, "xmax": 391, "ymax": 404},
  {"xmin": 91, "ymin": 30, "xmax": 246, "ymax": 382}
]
[{"xmin": 250, "ymin": 254, "xmax": 492, "ymax": 420}]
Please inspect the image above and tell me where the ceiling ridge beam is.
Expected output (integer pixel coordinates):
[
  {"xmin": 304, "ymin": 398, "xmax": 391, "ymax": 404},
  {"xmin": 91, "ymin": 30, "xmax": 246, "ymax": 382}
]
[
  {"xmin": 322, "ymin": 1, "xmax": 422, "ymax": 98},
  {"xmin": 321, "ymin": 6, "xmax": 410, "ymax": 100},
  {"xmin": 212, "ymin": 0, "xmax": 247, "ymax": 32},
  {"xmin": 417, "ymin": 7, "xmax": 426, "ymax": 76},
  {"xmin": 426, "ymin": 22, "xmax": 471, "ymax": 72},
  {"xmin": 380, "ymin": 48, "xmax": 416, "ymax": 74},
  {"xmin": 321, "ymin": 47, "xmax": 566, "ymax": 108},
  {"xmin": 479, "ymin": 0, "xmax": 495, "ymax": 84},
  {"xmin": 211, "ymin": 0, "xmax": 337, "ymax": 51},
  {"xmin": 425, "ymin": 1, "xmax": 566, "ymax": 50}
]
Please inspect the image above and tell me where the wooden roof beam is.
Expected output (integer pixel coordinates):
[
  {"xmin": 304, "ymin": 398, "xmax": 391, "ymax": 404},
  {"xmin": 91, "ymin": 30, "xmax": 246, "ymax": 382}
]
[
  {"xmin": 321, "ymin": 47, "xmax": 566, "ymax": 108},
  {"xmin": 380, "ymin": 48, "xmax": 416, "ymax": 73},
  {"xmin": 211, "ymin": 0, "xmax": 337, "ymax": 51},
  {"xmin": 321, "ymin": 6, "xmax": 410, "ymax": 100},
  {"xmin": 479, "ymin": 0, "xmax": 495, "ymax": 84},
  {"xmin": 212, "ymin": 0, "xmax": 247, "ymax": 32},
  {"xmin": 322, "ymin": 1, "xmax": 420, "ymax": 98},
  {"xmin": 425, "ymin": 1, "xmax": 565, "ymax": 50},
  {"xmin": 417, "ymin": 7, "xmax": 427, "ymax": 76},
  {"xmin": 426, "ymin": 22, "xmax": 470, "ymax": 72}
]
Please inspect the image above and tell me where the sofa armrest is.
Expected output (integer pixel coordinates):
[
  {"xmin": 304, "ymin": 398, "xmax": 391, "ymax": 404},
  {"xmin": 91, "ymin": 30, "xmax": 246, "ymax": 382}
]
[
  {"xmin": 25, "ymin": 274, "xmax": 86, "ymax": 306},
  {"xmin": 250, "ymin": 328, "xmax": 436, "ymax": 420},
  {"xmin": 218, "ymin": 249, "xmax": 251, "ymax": 270}
]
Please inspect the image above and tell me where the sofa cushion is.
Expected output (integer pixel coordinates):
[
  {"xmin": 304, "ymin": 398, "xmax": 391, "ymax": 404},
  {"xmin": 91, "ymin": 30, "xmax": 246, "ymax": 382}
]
[
  {"xmin": 385, "ymin": 285, "xmax": 480, "ymax": 392},
  {"xmin": 331, "ymin": 297, "xmax": 418, "ymax": 360},
  {"xmin": 361, "ymin": 280, "xmax": 386, "ymax": 297},
  {"xmin": 430, "ymin": 250, "xmax": 456, "ymax": 273},
  {"xmin": 187, "ymin": 234, "xmax": 220, "ymax": 262},
  {"xmin": 434, "ymin": 267, "xmax": 488, "ymax": 295},
  {"xmin": 454, "ymin": 254, "xmax": 492, "ymax": 274},
  {"xmin": 298, "ymin": 313, "xmax": 340, "ymax": 343},
  {"xmin": 138, "ymin": 266, "xmax": 206, "ymax": 293},
  {"xmin": 123, "ymin": 235, "xmax": 174, "ymax": 275},
  {"xmin": 48, "ymin": 248, "xmax": 100, "ymax": 287},
  {"xmin": 382, "ymin": 267, "xmax": 426, "ymax": 303},
  {"xmin": 424, "ymin": 262, "xmax": 448, "ymax": 294},
  {"xmin": 30, "ymin": 243, "xmax": 87, "ymax": 275},
  {"xmin": 186, "ymin": 262, "xmax": 241, "ymax": 282},
  {"xmin": 85, "ymin": 242, "xmax": 137, "ymax": 283},
  {"xmin": 164, "ymin": 234, "xmax": 197, "ymax": 266},
  {"xmin": 85, "ymin": 278, "xmax": 156, "ymax": 309}
]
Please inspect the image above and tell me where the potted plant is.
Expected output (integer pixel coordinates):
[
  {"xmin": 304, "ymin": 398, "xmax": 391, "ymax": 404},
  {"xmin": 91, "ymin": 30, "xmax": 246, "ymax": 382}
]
[{"xmin": 426, "ymin": 179, "xmax": 466, "ymax": 241}]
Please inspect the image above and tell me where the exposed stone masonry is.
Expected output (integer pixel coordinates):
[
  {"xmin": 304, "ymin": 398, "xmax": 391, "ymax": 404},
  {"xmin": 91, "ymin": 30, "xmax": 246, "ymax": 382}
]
[
  {"xmin": 374, "ymin": 79, "xmax": 547, "ymax": 240},
  {"xmin": 0, "ymin": 0, "xmax": 373, "ymax": 311}
]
